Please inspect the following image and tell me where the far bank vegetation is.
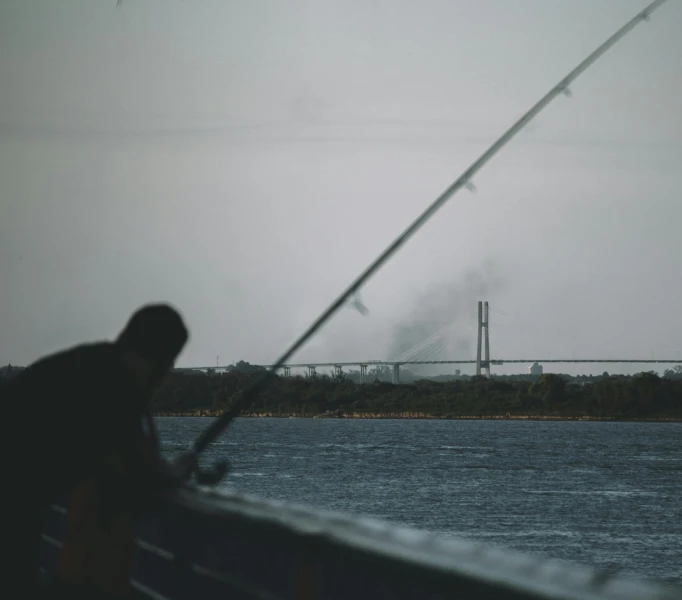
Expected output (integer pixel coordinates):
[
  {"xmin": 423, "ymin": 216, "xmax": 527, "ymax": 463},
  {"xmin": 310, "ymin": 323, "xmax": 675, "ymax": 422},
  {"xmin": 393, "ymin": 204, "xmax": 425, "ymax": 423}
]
[{"xmin": 151, "ymin": 363, "xmax": 682, "ymax": 420}]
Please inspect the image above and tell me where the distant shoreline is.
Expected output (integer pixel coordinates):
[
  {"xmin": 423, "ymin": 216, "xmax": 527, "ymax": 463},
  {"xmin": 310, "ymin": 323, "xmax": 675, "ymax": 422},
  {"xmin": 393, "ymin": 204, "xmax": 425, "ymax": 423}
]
[{"xmin": 152, "ymin": 412, "xmax": 682, "ymax": 423}]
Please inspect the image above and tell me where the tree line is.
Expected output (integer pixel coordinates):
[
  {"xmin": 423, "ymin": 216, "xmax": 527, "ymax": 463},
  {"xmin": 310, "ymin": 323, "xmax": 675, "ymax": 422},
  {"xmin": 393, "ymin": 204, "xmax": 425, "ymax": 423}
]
[{"xmin": 151, "ymin": 363, "xmax": 682, "ymax": 419}]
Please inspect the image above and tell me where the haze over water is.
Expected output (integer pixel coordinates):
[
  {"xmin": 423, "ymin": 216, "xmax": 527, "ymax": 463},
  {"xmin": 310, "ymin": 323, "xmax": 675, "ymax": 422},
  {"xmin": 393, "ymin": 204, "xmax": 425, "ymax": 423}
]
[
  {"xmin": 157, "ymin": 418, "xmax": 682, "ymax": 584},
  {"xmin": 2, "ymin": 1, "xmax": 682, "ymax": 376}
]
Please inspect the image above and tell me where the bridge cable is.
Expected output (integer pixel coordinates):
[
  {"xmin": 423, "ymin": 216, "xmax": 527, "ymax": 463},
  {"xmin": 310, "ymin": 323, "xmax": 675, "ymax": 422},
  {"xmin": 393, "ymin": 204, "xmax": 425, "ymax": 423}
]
[{"xmin": 392, "ymin": 321, "xmax": 458, "ymax": 362}]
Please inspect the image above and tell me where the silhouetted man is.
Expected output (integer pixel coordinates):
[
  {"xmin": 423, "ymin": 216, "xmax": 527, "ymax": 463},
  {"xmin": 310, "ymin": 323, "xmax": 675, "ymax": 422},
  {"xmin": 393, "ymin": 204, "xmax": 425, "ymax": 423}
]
[{"xmin": 2, "ymin": 304, "xmax": 196, "ymax": 597}]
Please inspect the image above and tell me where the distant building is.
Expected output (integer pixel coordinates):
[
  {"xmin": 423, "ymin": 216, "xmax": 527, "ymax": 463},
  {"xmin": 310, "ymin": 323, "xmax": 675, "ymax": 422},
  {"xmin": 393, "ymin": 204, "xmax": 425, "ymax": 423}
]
[{"xmin": 529, "ymin": 362, "xmax": 543, "ymax": 376}]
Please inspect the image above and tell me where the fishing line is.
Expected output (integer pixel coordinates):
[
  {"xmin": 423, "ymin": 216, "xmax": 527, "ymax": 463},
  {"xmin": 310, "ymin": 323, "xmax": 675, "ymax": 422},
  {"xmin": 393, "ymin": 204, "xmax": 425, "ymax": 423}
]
[{"xmin": 191, "ymin": 0, "xmax": 669, "ymax": 460}]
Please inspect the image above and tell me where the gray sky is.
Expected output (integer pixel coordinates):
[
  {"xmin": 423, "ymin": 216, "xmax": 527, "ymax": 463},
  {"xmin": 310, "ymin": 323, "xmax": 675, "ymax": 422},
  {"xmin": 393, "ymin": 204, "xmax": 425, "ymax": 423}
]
[{"xmin": 1, "ymin": 0, "xmax": 681, "ymax": 375}]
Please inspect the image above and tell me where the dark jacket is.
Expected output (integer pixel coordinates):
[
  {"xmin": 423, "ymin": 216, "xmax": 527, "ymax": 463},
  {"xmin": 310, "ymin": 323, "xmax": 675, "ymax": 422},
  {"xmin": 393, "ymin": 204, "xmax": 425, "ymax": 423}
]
[
  {"xmin": 3, "ymin": 342, "xmax": 148, "ymax": 499},
  {"xmin": 2, "ymin": 342, "xmax": 164, "ymax": 590}
]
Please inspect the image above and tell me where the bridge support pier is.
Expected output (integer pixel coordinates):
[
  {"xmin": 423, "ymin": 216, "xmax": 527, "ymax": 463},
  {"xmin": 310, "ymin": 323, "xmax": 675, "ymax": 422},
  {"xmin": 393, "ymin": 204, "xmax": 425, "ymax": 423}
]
[
  {"xmin": 283, "ymin": 366, "xmax": 291, "ymax": 378},
  {"xmin": 334, "ymin": 365, "xmax": 343, "ymax": 378},
  {"xmin": 392, "ymin": 364, "xmax": 400, "ymax": 384},
  {"xmin": 359, "ymin": 364, "xmax": 367, "ymax": 384},
  {"xmin": 307, "ymin": 365, "xmax": 317, "ymax": 378}
]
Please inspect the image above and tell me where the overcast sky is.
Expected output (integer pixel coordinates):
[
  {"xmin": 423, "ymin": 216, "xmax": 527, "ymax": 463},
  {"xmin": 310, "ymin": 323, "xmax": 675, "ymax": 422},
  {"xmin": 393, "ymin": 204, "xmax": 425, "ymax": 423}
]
[{"xmin": 1, "ymin": 0, "xmax": 681, "ymax": 375}]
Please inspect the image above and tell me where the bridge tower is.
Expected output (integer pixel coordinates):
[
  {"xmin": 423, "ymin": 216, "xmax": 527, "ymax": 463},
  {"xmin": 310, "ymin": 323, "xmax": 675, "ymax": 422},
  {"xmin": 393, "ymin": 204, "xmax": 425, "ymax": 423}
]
[
  {"xmin": 476, "ymin": 301, "xmax": 491, "ymax": 378},
  {"xmin": 484, "ymin": 301, "xmax": 490, "ymax": 378}
]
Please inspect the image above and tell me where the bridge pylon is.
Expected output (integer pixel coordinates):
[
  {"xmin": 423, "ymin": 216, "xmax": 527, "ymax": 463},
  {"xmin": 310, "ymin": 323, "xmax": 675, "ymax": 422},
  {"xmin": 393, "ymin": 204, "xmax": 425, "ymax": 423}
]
[{"xmin": 476, "ymin": 301, "xmax": 491, "ymax": 378}]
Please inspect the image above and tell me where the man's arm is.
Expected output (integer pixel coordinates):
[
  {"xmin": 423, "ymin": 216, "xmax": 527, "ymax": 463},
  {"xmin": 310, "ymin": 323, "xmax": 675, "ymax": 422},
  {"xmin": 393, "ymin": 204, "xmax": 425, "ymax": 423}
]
[
  {"xmin": 136, "ymin": 414, "xmax": 227, "ymax": 487},
  {"xmin": 121, "ymin": 412, "xmax": 197, "ymax": 490}
]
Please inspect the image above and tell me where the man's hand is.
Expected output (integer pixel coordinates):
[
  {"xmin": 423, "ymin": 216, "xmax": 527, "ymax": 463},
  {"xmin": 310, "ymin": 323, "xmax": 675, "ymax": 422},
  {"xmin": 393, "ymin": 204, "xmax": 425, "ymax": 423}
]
[
  {"xmin": 196, "ymin": 460, "xmax": 229, "ymax": 486},
  {"xmin": 168, "ymin": 451, "xmax": 198, "ymax": 483},
  {"xmin": 162, "ymin": 452, "xmax": 229, "ymax": 487}
]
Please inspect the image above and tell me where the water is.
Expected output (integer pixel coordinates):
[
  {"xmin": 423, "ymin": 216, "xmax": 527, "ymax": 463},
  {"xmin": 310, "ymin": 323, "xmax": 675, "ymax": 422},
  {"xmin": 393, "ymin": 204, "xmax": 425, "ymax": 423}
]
[{"xmin": 156, "ymin": 417, "xmax": 682, "ymax": 583}]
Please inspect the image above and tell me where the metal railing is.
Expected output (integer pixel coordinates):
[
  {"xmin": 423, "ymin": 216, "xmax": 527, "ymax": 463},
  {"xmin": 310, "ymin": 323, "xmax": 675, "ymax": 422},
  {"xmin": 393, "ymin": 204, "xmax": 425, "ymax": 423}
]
[{"xmin": 41, "ymin": 487, "xmax": 682, "ymax": 599}]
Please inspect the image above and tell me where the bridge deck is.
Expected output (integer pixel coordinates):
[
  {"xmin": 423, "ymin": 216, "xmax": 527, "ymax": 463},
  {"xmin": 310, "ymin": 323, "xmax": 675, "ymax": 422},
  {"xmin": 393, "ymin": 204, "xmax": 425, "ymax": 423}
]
[{"xmin": 179, "ymin": 359, "xmax": 682, "ymax": 371}]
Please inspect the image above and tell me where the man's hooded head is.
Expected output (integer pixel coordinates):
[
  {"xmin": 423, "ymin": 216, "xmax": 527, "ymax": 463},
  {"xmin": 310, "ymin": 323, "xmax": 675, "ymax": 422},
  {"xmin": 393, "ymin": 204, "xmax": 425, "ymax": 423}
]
[{"xmin": 117, "ymin": 304, "xmax": 189, "ymax": 391}]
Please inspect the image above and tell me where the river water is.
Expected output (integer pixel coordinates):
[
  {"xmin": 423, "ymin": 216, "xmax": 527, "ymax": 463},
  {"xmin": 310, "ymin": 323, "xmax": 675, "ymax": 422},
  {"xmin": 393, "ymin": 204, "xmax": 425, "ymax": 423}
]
[{"xmin": 156, "ymin": 417, "xmax": 682, "ymax": 583}]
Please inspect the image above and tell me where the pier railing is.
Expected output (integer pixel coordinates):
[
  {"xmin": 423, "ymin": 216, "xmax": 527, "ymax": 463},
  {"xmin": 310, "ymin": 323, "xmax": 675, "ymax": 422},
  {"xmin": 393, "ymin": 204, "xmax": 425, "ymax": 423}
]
[{"xmin": 41, "ymin": 487, "xmax": 681, "ymax": 600}]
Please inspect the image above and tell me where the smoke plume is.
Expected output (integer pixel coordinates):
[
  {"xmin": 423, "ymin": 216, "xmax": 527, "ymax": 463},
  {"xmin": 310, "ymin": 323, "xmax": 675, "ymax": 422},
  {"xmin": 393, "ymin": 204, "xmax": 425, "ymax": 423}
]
[{"xmin": 388, "ymin": 261, "xmax": 506, "ymax": 375}]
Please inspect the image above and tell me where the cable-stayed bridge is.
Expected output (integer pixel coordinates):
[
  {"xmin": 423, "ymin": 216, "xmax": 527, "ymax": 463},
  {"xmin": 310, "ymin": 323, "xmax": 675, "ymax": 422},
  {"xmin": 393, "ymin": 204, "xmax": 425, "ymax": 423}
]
[
  {"xmin": 182, "ymin": 302, "xmax": 682, "ymax": 383},
  {"xmin": 181, "ymin": 358, "xmax": 682, "ymax": 384}
]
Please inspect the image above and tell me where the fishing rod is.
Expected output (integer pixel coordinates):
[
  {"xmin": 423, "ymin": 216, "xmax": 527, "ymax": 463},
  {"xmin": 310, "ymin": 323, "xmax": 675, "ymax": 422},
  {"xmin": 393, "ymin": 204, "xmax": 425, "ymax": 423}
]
[{"xmin": 188, "ymin": 0, "xmax": 669, "ymax": 475}]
